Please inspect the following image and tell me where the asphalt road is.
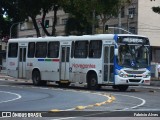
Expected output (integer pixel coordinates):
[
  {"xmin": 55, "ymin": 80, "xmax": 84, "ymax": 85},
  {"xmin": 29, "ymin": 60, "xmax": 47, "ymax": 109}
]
[{"xmin": 0, "ymin": 78, "xmax": 160, "ymax": 119}]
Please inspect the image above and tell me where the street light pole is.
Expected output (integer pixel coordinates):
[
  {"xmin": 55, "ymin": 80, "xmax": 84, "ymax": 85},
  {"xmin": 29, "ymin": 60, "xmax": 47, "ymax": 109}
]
[
  {"xmin": 10, "ymin": 21, "xmax": 23, "ymax": 38},
  {"xmin": 108, "ymin": 26, "xmax": 132, "ymax": 34}
]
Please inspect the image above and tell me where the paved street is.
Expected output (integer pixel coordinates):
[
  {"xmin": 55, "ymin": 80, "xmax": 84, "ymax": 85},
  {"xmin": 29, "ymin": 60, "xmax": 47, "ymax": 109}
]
[{"xmin": 0, "ymin": 74, "xmax": 160, "ymax": 119}]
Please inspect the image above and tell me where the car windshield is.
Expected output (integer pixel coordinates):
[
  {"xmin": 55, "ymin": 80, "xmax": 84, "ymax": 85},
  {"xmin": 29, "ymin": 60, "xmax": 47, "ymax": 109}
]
[{"xmin": 117, "ymin": 44, "xmax": 150, "ymax": 68}]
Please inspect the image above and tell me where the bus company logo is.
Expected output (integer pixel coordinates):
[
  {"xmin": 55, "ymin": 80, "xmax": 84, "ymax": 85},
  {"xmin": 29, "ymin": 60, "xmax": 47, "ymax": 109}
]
[
  {"xmin": 2, "ymin": 112, "xmax": 11, "ymax": 117},
  {"xmin": 9, "ymin": 62, "xmax": 15, "ymax": 66},
  {"xmin": 72, "ymin": 64, "xmax": 96, "ymax": 69}
]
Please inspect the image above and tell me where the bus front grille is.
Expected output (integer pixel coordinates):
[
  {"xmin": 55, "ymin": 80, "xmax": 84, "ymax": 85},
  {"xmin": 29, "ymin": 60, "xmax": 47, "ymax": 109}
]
[
  {"xmin": 129, "ymin": 79, "xmax": 141, "ymax": 82},
  {"xmin": 124, "ymin": 70, "xmax": 145, "ymax": 74}
]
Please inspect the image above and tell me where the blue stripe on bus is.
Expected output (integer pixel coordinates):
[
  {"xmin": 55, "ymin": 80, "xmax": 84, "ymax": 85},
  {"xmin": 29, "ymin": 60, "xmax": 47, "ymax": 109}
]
[
  {"xmin": 38, "ymin": 59, "xmax": 45, "ymax": 61},
  {"xmin": 114, "ymin": 34, "xmax": 118, "ymax": 48},
  {"xmin": 113, "ymin": 34, "xmax": 118, "ymax": 42},
  {"xmin": 147, "ymin": 66, "xmax": 151, "ymax": 71}
]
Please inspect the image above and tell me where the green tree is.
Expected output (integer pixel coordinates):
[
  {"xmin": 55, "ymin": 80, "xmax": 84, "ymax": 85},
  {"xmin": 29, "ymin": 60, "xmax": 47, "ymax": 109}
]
[
  {"xmin": 39, "ymin": 0, "xmax": 60, "ymax": 36},
  {"xmin": 62, "ymin": 0, "xmax": 131, "ymax": 35},
  {"xmin": 65, "ymin": 16, "xmax": 92, "ymax": 35},
  {"xmin": 62, "ymin": 0, "xmax": 94, "ymax": 35},
  {"xmin": 1, "ymin": 0, "xmax": 61, "ymax": 37},
  {"xmin": 0, "ymin": 0, "xmax": 20, "ymax": 38}
]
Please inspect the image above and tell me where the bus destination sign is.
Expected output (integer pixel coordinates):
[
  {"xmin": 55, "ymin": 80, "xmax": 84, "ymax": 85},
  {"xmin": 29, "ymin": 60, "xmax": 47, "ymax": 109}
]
[
  {"xmin": 118, "ymin": 37, "xmax": 149, "ymax": 45},
  {"xmin": 123, "ymin": 38, "xmax": 143, "ymax": 43}
]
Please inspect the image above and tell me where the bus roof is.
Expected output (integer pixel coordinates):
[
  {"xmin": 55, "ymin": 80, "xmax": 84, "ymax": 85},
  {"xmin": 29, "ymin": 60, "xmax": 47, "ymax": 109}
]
[{"xmin": 8, "ymin": 34, "xmax": 148, "ymax": 43}]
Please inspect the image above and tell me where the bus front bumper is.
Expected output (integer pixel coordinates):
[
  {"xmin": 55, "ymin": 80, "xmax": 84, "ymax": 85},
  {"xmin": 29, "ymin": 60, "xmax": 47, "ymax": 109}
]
[{"xmin": 114, "ymin": 75, "xmax": 151, "ymax": 86}]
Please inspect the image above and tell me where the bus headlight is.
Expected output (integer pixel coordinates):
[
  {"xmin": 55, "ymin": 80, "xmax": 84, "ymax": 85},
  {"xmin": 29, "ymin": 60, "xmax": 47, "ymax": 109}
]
[
  {"xmin": 143, "ymin": 72, "xmax": 151, "ymax": 78},
  {"xmin": 118, "ymin": 71, "xmax": 128, "ymax": 78}
]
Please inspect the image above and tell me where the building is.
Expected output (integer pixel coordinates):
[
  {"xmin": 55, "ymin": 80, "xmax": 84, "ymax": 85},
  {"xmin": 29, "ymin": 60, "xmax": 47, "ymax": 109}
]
[
  {"xmin": 18, "ymin": 10, "xmax": 68, "ymax": 38},
  {"xmin": 105, "ymin": 0, "xmax": 160, "ymax": 63},
  {"xmin": 103, "ymin": 0, "xmax": 160, "ymax": 77}
]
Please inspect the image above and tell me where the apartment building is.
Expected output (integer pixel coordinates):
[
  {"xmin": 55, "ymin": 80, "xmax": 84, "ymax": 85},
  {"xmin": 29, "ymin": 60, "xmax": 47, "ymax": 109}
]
[
  {"xmin": 17, "ymin": 0, "xmax": 160, "ymax": 63},
  {"xmin": 105, "ymin": 0, "xmax": 160, "ymax": 63}
]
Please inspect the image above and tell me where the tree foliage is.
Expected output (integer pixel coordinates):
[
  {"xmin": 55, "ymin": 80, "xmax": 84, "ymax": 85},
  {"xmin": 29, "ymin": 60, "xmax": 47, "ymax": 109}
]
[
  {"xmin": 0, "ymin": 0, "xmax": 19, "ymax": 38},
  {"xmin": 62, "ymin": 0, "xmax": 131, "ymax": 34},
  {"xmin": 0, "ymin": 0, "xmax": 132, "ymax": 38},
  {"xmin": 0, "ymin": 0, "xmax": 60, "ymax": 37},
  {"xmin": 17, "ymin": 0, "xmax": 61, "ymax": 37}
]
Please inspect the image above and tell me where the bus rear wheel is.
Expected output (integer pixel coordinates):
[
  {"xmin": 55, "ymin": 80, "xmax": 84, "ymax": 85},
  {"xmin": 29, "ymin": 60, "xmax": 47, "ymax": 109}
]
[
  {"xmin": 32, "ymin": 70, "xmax": 47, "ymax": 86},
  {"xmin": 87, "ymin": 74, "xmax": 101, "ymax": 90}
]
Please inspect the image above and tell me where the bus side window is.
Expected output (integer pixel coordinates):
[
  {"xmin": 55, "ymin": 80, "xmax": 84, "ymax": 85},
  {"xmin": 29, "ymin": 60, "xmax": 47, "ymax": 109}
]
[
  {"xmin": 8, "ymin": 43, "xmax": 18, "ymax": 58},
  {"xmin": 48, "ymin": 41, "xmax": 60, "ymax": 58},
  {"xmin": 74, "ymin": 41, "xmax": 88, "ymax": 58},
  {"xmin": 89, "ymin": 40, "xmax": 102, "ymax": 58},
  {"xmin": 71, "ymin": 41, "xmax": 74, "ymax": 58},
  {"xmin": 35, "ymin": 42, "xmax": 47, "ymax": 58},
  {"xmin": 28, "ymin": 42, "xmax": 35, "ymax": 58}
]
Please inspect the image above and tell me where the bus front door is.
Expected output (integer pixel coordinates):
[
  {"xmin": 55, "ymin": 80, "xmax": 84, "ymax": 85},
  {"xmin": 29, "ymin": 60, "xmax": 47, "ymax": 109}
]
[
  {"xmin": 18, "ymin": 47, "xmax": 26, "ymax": 78},
  {"xmin": 60, "ymin": 46, "xmax": 70, "ymax": 81},
  {"xmin": 103, "ymin": 45, "xmax": 114, "ymax": 83}
]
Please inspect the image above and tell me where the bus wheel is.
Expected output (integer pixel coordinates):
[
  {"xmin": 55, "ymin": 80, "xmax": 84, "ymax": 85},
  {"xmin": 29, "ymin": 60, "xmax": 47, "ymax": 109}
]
[
  {"xmin": 87, "ymin": 74, "xmax": 100, "ymax": 90},
  {"xmin": 32, "ymin": 70, "xmax": 47, "ymax": 86},
  {"xmin": 117, "ymin": 85, "xmax": 129, "ymax": 91}
]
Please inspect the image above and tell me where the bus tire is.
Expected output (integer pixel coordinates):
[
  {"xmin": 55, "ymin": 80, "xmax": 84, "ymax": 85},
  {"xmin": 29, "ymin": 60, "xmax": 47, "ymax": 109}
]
[
  {"xmin": 32, "ymin": 70, "xmax": 47, "ymax": 86},
  {"xmin": 117, "ymin": 85, "xmax": 129, "ymax": 91},
  {"xmin": 87, "ymin": 74, "xmax": 100, "ymax": 90}
]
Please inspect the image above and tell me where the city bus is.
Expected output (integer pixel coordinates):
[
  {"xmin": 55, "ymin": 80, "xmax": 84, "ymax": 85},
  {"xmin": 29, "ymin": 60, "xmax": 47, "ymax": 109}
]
[{"xmin": 6, "ymin": 34, "xmax": 151, "ymax": 91}]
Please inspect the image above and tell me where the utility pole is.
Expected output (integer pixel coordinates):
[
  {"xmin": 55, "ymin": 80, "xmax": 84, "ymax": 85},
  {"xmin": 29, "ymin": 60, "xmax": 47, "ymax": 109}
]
[{"xmin": 118, "ymin": 8, "xmax": 122, "ymax": 34}]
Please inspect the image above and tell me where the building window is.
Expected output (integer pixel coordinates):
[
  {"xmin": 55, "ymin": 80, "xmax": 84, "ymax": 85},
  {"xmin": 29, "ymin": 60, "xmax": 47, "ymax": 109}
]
[
  {"xmin": 128, "ymin": 8, "xmax": 135, "ymax": 15},
  {"xmin": 61, "ymin": 18, "xmax": 68, "ymax": 25}
]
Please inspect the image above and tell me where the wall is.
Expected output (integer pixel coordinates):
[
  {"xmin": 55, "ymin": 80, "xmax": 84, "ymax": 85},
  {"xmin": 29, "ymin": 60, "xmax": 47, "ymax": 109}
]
[{"xmin": 138, "ymin": 0, "xmax": 160, "ymax": 46}]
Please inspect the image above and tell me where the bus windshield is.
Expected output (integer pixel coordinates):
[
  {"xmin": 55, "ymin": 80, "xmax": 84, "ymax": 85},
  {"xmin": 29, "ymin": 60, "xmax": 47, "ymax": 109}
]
[{"xmin": 117, "ymin": 37, "xmax": 150, "ymax": 68}]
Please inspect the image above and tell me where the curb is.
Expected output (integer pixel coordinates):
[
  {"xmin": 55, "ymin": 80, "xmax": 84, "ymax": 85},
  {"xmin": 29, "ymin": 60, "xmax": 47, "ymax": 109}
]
[{"xmin": 50, "ymin": 94, "xmax": 116, "ymax": 112}]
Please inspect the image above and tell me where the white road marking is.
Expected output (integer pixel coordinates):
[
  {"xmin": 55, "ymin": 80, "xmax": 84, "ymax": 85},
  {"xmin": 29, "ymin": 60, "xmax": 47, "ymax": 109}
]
[
  {"xmin": 113, "ymin": 93, "xmax": 146, "ymax": 110},
  {"xmin": 0, "ymin": 91, "xmax": 22, "ymax": 103}
]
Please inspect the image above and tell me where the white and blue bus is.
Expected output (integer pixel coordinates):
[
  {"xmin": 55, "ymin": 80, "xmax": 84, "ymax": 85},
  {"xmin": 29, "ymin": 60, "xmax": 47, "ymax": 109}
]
[{"xmin": 6, "ymin": 34, "xmax": 151, "ymax": 91}]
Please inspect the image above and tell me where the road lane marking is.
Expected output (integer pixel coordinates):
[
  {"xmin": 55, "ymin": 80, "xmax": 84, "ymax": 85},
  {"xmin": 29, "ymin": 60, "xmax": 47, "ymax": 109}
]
[
  {"xmin": 0, "ymin": 91, "xmax": 22, "ymax": 103},
  {"xmin": 0, "ymin": 85, "xmax": 115, "ymax": 111},
  {"xmin": 113, "ymin": 93, "xmax": 146, "ymax": 110}
]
